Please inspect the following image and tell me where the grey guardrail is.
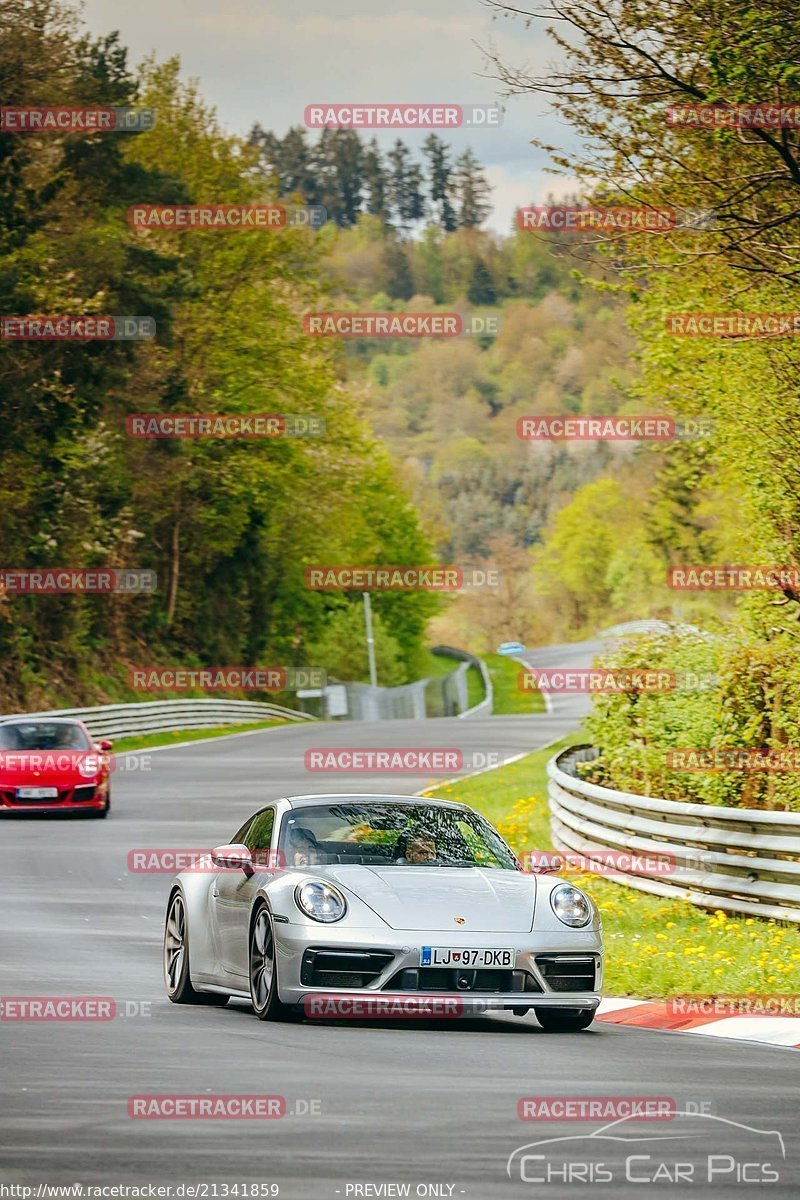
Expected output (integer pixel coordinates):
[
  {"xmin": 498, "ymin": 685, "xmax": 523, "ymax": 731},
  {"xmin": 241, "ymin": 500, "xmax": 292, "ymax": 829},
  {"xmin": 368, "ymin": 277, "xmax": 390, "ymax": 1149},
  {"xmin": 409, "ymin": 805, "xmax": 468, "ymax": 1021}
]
[
  {"xmin": 430, "ymin": 645, "xmax": 493, "ymax": 717},
  {"xmin": 548, "ymin": 745, "xmax": 800, "ymax": 924},
  {"xmin": 0, "ymin": 699, "xmax": 315, "ymax": 741}
]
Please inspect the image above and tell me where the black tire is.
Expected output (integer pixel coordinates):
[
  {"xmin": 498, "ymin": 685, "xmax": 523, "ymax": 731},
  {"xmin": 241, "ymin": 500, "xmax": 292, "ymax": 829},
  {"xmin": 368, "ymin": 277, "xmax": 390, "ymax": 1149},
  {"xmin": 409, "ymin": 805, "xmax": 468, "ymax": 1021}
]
[
  {"xmin": 249, "ymin": 902, "xmax": 295, "ymax": 1022},
  {"xmin": 534, "ymin": 1006, "xmax": 595, "ymax": 1032},
  {"xmin": 164, "ymin": 890, "xmax": 229, "ymax": 1006}
]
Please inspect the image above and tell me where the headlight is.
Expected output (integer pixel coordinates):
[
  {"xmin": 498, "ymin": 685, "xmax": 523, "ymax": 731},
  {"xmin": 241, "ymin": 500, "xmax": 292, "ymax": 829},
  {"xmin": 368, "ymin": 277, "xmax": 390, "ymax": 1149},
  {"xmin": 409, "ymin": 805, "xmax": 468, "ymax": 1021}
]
[
  {"xmin": 295, "ymin": 881, "xmax": 347, "ymax": 923},
  {"xmin": 550, "ymin": 884, "xmax": 592, "ymax": 928}
]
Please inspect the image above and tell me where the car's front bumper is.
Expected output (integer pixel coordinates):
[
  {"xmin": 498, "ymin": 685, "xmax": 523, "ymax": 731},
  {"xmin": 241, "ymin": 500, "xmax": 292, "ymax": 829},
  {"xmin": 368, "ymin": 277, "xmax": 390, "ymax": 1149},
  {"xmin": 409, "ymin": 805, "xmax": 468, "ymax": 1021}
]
[
  {"xmin": 274, "ymin": 921, "xmax": 603, "ymax": 1012},
  {"xmin": 0, "ymin": 783, "xmax": 108, "ymax": 812}
]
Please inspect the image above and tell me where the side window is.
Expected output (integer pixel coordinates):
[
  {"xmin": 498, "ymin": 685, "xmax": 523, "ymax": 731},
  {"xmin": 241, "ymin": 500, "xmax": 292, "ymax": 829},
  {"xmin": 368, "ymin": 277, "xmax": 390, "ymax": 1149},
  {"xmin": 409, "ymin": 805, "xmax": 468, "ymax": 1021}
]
[
  {"xmin": 232, "ymin": 817, "xmax": 253, "ymax": 846},
  {"xmin": 243, "ymin": 808, "xmax": 275, "ymax": 853}
]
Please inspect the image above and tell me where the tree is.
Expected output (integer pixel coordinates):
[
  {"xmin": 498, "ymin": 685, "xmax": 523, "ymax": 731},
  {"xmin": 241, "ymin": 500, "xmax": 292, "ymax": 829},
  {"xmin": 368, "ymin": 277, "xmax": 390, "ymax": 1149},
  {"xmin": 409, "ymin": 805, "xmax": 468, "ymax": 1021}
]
[
  {"xmin": 362, "ymin": 137, "xmax": 389, "ymax": 221},
  {"xmin": 423, "ymin": 134, "xmax": 457, "ymax": 231},
  {"xmin": 381, "ymin": 237, "xmax": 415, "ymax": 300},
  {"xmin": 306, "ymin": 604, "xmax": 405, "ymax": 686},
  {"xmin": 387, "ymin": 139, "xmax": 425, "ymax": 230},
  {"xmin": 453, "ymin": 148, "xmax": 492, "ymax": 228},
  {"xmin": 249, "ymin": 124, "xmax": 318, "ymax": 203},
  {"xmin": 0, "ymin": 7, "xmax": 439, "ymax": 707},
  {"xmin": 467, "ymin": 257, "xmax": 497, "ymax": 304},
  {"xmin": 485, "ymin": 0, "xmax": 800, "ymax": 288},
  {"xmin": 312, "ymin": 128, "xmax": 363, "ymax": 226}
]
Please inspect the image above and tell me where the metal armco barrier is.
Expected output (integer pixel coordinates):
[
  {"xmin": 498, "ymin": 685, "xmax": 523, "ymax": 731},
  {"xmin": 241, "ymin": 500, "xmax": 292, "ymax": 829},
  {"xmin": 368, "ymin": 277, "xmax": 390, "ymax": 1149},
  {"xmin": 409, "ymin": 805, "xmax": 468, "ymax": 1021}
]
[
  {"xmin": 548, "ymin": 745, "xmax": 800, "ymax": 924},
  {"xmin": 429, "ymin": 645, "xmax": 493, "ymax": 718},
  {"xmin": 323, "ymin": 648, "xmax": 492, "ymax": 721},
  {"xmin": 0, "ymin": 699, "xmax": 315, "ymax": 741}
]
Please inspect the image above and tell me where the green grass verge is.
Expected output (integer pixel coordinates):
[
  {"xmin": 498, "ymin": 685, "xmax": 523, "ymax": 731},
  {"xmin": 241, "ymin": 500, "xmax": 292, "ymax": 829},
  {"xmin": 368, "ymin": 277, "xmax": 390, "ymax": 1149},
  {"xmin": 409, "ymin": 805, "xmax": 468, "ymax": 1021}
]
[
  {"xmin": 112, "ymin": 719, "xmax": 287, "ymax": 753},
  {"xmin": 421, "ymin": 651, "xmax": 459, "ymax": 679},
  {"xmin": 485, "ymin": 652, "xmax": 545, "ymax": 714},
  {"xmin": 425, "ymin": 736, "xmax": 800, "ymax": 999},
  {"xmin": 466, "ymin": 664, "xmax": 484, "ymax": 708}
]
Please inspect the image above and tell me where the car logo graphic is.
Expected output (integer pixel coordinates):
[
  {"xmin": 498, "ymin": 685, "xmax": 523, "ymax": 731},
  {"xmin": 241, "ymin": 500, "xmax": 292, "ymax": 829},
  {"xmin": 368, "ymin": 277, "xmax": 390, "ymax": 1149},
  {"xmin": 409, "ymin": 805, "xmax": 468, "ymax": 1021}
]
[
  {"xmin": 454, "ymin": 917, "xmax": 465, "ymax": 924},
  {"xmin": 507, "ymin": 1111, "xmax": 786, "ymax": 1181}
]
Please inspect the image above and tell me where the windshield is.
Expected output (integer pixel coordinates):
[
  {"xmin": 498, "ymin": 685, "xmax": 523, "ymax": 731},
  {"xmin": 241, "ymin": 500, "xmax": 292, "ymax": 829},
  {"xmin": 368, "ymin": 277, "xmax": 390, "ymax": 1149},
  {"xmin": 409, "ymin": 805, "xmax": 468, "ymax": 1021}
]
[
  {"xmin": 0, "ymin": 722, "xmax": 92, "ymax": 751},
  {"xmin": 279, "ymin": 802, "xmax": 518, "ymax": 870}
]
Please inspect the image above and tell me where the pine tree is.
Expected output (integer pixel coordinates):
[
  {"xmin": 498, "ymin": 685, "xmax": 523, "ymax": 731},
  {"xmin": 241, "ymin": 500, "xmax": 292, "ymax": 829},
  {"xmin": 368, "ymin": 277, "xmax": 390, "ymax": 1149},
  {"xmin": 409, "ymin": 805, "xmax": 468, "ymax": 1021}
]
[
  {"xmin": 453, "ymin": 148, "xmax": 492, "ymax": 228},
  {"xmin": 387, "ymin": 139, "xmax": 425, "ymax": 230},
  {"xmin": 362, "ymin": 138, "xmax": 390, "ymax": 222},
  {"xmin": 423, "ymin": 134, "xmax": 457, "ymax": 231},
  {"xmin": 467, "ymin": 257, "xmax": 497, "ymax": 304}
]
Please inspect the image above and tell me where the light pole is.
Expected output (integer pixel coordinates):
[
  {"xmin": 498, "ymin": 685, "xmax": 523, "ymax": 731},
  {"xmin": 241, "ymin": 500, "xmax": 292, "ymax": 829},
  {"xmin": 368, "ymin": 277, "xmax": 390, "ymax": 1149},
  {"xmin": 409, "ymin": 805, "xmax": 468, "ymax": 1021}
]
[{"xmin": 363, "ymin": 591, "xmax": 378, "ymax": 687}]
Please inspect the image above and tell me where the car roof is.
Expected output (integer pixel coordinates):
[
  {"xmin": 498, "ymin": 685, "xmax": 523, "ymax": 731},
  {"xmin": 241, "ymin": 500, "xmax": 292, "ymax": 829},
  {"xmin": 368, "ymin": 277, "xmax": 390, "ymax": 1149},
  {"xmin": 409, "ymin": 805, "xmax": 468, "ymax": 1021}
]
[
  {"xmin": 0, "ymin": 716, "xmax": 85, "ymax": 725},
  {"xmin": 283, "ymin": 792, "xmax": 470, "ymax": 812}
]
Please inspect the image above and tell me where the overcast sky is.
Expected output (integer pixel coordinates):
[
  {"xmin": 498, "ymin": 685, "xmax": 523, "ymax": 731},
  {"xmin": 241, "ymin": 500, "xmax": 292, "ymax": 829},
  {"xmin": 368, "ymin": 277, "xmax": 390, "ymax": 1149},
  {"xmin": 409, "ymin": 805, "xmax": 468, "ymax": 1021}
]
[{"xmin": 82, "ymin": 0, "xmax": 579, "ymax": 233}]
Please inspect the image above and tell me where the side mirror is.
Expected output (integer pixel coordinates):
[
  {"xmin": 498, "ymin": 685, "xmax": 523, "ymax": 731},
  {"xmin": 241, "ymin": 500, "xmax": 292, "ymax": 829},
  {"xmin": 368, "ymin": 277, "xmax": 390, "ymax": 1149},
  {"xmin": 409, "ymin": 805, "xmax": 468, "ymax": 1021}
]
[
  {"xmin": 525, "ymin": 852, "xmax": 564, "ymax": 875},
  {"xmin": 96, "ymin": 739, "xmax": 114, "ymax": 752},
  {"xmin": 211, "ymin": 844, "xmax": 254, "ymax": 876}
]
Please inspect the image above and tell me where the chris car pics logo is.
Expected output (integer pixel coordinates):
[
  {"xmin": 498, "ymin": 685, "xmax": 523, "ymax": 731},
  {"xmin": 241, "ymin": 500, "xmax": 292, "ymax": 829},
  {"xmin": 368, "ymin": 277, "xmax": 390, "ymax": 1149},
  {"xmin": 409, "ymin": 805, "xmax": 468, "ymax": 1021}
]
[{"xmin": 506, "ymin": 1112, "xmax": 785, "ymax": 1186}]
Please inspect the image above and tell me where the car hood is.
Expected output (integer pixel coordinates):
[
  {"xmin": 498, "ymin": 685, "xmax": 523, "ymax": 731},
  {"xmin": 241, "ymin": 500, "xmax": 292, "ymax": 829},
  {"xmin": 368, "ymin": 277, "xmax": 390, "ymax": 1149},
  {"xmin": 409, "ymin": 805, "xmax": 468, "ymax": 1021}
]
[
  {"xmin": 326, "ymin": 865, "xmax": 536, "ymax": 932},
  {"xmin": 0, "ymin": 751, "xmax": 103, "ymax": 786}
]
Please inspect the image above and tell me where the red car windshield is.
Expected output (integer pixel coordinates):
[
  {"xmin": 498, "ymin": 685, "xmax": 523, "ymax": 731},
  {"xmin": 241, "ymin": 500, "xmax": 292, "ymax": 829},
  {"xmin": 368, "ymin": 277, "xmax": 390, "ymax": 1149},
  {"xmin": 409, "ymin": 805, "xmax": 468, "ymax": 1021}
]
[{"xmin": 0, "ymin": 722, "xmax": 92, "ymax": 751}]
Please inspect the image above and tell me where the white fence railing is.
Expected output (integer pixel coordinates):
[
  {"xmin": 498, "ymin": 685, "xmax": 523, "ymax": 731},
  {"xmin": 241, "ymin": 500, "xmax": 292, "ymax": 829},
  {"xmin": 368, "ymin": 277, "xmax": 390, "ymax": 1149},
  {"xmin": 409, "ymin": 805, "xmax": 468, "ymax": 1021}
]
[
  {"xmin": 0, "ymin": 699, "xmax": 315, "ymax": 741},
  {"xmin": 548, "ymin": 745, "xmax": 800, "ymax": 924}
]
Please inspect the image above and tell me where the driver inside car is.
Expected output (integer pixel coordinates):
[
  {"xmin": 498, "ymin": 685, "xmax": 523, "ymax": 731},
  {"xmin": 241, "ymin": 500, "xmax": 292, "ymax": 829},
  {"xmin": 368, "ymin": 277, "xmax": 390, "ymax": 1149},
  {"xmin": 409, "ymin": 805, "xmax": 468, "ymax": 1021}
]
[
  {"xmin": 394, "ymin": 829, "xmax": 437, "ymax": 864},
  {"xmin": 289, "ymin": 827, "xmax": 320, "ymax": 868}
]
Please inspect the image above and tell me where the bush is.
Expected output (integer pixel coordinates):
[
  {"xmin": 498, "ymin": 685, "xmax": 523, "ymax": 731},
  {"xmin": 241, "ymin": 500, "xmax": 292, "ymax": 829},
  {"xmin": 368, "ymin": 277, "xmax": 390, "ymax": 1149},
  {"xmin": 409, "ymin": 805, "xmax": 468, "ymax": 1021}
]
[{"xmin": 583, "ymin": 626, "xmax": 800, "ymax": 810}]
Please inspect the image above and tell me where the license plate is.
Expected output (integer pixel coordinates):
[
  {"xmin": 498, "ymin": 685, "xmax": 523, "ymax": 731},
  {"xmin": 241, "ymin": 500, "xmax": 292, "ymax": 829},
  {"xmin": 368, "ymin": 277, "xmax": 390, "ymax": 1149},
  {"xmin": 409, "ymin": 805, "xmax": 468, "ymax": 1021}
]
[
  {"xmin": 16, "ymin": 787, "xmax": 59, "ymax": 800},
  {"xmin": 420, "ymin": 947, "xmax": 514, "ymax": 968}
]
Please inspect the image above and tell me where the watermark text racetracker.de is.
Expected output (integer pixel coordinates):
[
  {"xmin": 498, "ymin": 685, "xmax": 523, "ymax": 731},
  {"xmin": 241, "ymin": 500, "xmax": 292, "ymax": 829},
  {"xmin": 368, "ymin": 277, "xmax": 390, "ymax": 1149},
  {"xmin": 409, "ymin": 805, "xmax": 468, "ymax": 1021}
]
[
  {"xmin": 521, "ymin": 849, "xmax": 677, "ymax": 878},
  {"xmin": 517, "ymin": 415, "xmax": 713, "ymax": 441},
  {"xmin": 128, "ymin": 1094, "xmax": 322, "ymax": 1119},
  {"xmin": 668, "ymin": 565, "xmax": 800, "ymax": 590},
  {"xmin": 128, "ymin": 667, "xmax": 326, "ymax": 692},
  {"xmin": 303, "ymin": 748, "xmax": 513, "ymax": 773},
  {"xmin": 304, "ymin": 994, "xmax": 492, "ymax": 1018},
  {"xmin": 126, "ymin": 414, "xmax": 324, "ymax": 439},
  {"xmin": 518, "ymin": 1097, "xmax": 679, "ymax": 1121},
  {"xmin": 516, "ymin": 205, "xmax": 718, "ymax": 232},
  {"xmin": 127, "ymin": 848, "xmax": 285, "ymax": 873},
  {"xmin": 0, "ymin": 106, "xmax": 154, "ymax": 132},
  {"xmin": 0, "ymin": 317, "xmax": 155, "ymax": 341},
  {"xmin": 304, "ymin": 566, "xmax": 499, "ymax": 591},
  {"xmin": 304, "ymin": 103, "xmax": 502, "ymax": 129},
  {"xmin": 668, "ymin": 994, "xmax": 800, "ymax": 1017},
  {"xmin": 0, "ymin": 570, "xmax": 156, "ymax": 594},
  {"xmin": 303, "ymin": 312, "xmax": 500, "ymax": 338},
  {"xmin": 667, "ymin": 747, "xmax": 800, "ymax": 772},
  {"xmin": 0, "ymin": 997, "xmax": 151, "ymax": 1020},
  {"xmin": 0, "ymin": 751, "xmax": 150, "ymax": 775},
  {"xmin": 128, "ymin": 204, "xmax": 326, "ymax": 230},
  {"xmin": 519, "ymin": 668, "xmax": 719, "ymax": 694}
]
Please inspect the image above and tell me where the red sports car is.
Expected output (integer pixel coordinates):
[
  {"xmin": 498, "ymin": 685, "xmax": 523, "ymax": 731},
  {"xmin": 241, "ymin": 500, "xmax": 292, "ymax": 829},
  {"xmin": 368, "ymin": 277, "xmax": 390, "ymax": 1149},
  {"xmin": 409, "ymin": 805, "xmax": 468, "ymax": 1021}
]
[{"xmin": 0, "ymin": 717, "xmax": 113, "ymax": 817}]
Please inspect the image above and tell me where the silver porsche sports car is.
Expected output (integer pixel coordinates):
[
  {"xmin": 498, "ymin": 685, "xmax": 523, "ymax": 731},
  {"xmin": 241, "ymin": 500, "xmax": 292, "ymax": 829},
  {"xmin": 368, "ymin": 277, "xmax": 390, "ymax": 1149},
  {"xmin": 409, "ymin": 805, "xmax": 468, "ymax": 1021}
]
[{"xmin": 163, "ymin": 793, "xmax": 603, "ymax": 1030}]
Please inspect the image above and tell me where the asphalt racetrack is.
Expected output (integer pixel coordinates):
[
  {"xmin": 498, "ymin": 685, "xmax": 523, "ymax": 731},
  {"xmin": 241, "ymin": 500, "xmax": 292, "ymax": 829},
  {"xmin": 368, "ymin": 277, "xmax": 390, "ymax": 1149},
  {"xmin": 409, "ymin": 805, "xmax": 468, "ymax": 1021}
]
[{"xmin": 1, "ymin": 644, "xmax": 797, "ymax": 1197}]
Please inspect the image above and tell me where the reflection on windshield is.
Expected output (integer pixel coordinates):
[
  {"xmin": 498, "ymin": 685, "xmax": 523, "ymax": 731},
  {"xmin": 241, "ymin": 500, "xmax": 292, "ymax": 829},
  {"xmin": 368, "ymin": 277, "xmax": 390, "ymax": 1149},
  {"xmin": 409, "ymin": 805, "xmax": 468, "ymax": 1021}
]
[
  {"xmin": 279, "ymin": 803, "xmax": 518, "ymax": 870},
  {"xmin": 0, "ymin": 722, "xmax": 92, "ymax": 751}
]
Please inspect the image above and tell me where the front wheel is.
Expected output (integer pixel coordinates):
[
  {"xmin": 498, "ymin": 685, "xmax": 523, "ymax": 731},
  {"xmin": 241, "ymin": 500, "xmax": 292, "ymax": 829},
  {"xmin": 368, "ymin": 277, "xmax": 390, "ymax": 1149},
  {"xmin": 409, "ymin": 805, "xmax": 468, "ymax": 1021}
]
[
  {"xmin": 249, "ymin": 903, "xmax": 295, "ymax": 1022},
  {"xmin": 534, "ymin": 1006, "xmax": 595, "ymax": 1032},
  {"xmin": 164, "ymin": 890, "xmax": 229, "ymax": 1006}
]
